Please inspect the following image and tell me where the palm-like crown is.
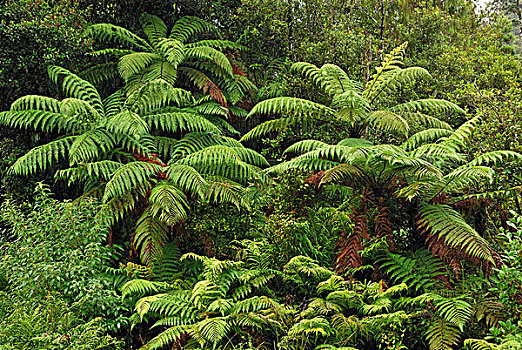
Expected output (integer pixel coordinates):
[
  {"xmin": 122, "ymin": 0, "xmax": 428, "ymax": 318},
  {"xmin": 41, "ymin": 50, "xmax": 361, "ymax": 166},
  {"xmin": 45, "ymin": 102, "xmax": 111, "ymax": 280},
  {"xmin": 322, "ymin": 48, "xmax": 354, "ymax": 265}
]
[
  {"xmin": 241, "ymin": 43, "xmax": 463, "ymax": 142},
  {"xmin": 269, "ymin": 118, "xmax": 521, "ymax": 271},
  {"xmin": 84, "ymin": 13, "xmax": 254, "ymax": 108},
  {"xmin": 0, "ymin": 67, "xmax": 269, "ymax": 266}
]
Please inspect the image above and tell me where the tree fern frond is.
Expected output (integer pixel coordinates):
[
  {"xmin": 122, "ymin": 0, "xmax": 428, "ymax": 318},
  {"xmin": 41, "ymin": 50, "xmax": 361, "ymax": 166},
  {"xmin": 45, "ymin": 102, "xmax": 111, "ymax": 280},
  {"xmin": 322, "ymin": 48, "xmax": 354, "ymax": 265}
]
[
  {"xmin": 320, "ymin": 63, "xmax": 361, "ymax": 95},
  {"xmin": 179, "ymin": 67, "xmax": 226, "ymax": 105},
  {"xmin": 402, "ymin": 129, "xmax": 454, "ymax": 150},
  {"xmin": 442, "ymin": 166, "xmax": 495, "ymax": 194},
  {"xmin": 169, "ymin": 16, "xmax": 220, "ymax": 43},
  {"xmin": 134, "ymin": 208, "xmax": 170, "ymax": 266},
  {"xmin": 186, "ymin": 40, "xmax": 245, "ymax": 51},
  {"xmin": 10, "ymin": 95, "xmax": 61, "ymax": 113},
  {"xmin": 85, "ymin": 23, "xmax": 152, "ymax": 51},
  {"xmin": 168, "ymin": 132, "xmax": 240, "ymax": 158},
  {"xmin": 148, "ymin": 182, "xmax": 190, "ymax": 226},
  {"xmin": 103, "ymin": 89, "xmax": 126, "ymax": 118},
  {"xmin": 121, "ymin": 279, "xmax": 170, "ymax": 300},
  {"xmin": 418, "ymin": 204, "xmax": 494, "ymax": 264},
  {"xmin": 463, "ymin": 339, "xmax": 499, "ymax": 350},
  {"xmin": 391, "ymin": 99, "xmax": 465, "ymax": 114},
  {"xmin": 205, "ymin": 177, "xmax": 248, "ymax": 209},
  {"xmin": 80, "ymin": 62, "xmax": 120, "ymax": 85},
  {"xmin": 467, "ymin": 150, "xmax": 522, "ymax": 167},
  {"xmin": 284, "ymin": 140, "xmax": 329, "ymax": 155},
  {"xmin": 141, "ymin": 13, "xmax": 167, "ymax": 44},
  {"xmin": 107, "ymin": 110, "xmax": 149, "ymax": 138},
  {"xmin": 118, "ymin": 52, "xmax": 161, "ymax": 82},
  {"xmin": 165, "ymin": 164, "xmax": 208, "ymax": 197},
  {"xmin": 127, "ymin": 80, "xmax": 195, "ymax": 113},
  {"xmin": 291, "ymin": 62, "xmax": 324, "ymax": 88},
  {"xmin": 247, "ymin": 97, "xmax": 334, "ymax": 119},
  {"xmin": 399, "ymin": 112, "xmax": 453, "ymax": 130},
  {"xmin": 240, "ymin": 116, "xmax": 304, "ymax": 142},
  {"xmin": 55, "ymin": 160, "xmax": 123, "ymax": 185},
  {"xmin": 7, "ymin": 136, "xmax": 75, "ymax": 176},
  {"xmin": 68, "ymin": 128, "xmax": 115, "ymax": 165},
  {"xmin": 155, "ymin": 38, "xmax": 185, "ymax": 67},
  {"xmin": 47, "ymin": 66, "xmax": 104, "ymax": 116},
  {"xmin": 185, "ymin": 46, "xmax": 233, "ymax": 76},
  {"xmin": 433, "ymin": 295, "xmax": 473, "ymax": 331},
  {"xmin": 103, "ymin": 162, "xmax": 163, "ymax": 202},
  {"xmin": 0, "ymin": 110, "xmax": 81, "ymax": 134},
  {"xmin": 367, "ymin": 67, "xmax": 431, "ymax": 103},
  {"xmin": 364, "ymin": 42, "xmax": 407, "ymax": 99},
  {"xmin": 288, "ymin": 317, "xmax": 331, "ymax": 337},
  {"xmin": 268, "ymin": 158, "xmax": 340, "ymax": 174},
  {"xmin": 320, "ymin": 164, "xmax": 363, "ymax": 184},
  {"xmin": 367, "ymin": 110, "xmax": 409, "ymax": 136},
  {"xmin": 442, "ymin": 117, "xmax": 481, "ymax": 151},
  {"xmin": 142, "ymin": 324, "xmax": 192, "ymax": 350}
]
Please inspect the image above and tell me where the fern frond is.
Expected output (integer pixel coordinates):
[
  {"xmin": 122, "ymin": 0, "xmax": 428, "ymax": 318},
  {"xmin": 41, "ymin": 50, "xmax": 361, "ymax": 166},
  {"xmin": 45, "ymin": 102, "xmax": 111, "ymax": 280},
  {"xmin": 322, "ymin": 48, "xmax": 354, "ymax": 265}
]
[
  {"xmin": 10, "ymin": 95, "xmax": 61, "ymax": 113},
  {"xmin": 402, "ymin": 129, "xmax": 454, "ymax": 151},
  {"xmin": 0, "ymin": 110, "xmax": 81, "ymax": 134},
  {"xmin": 240, "ymin": 117, "xmax": 303, "ymax": 142},
  {"xmin": 185, "ymin": 46, "xmax": 233, "ymax": 76},
  {"xmin": 118, "ymin": 52, "xmax": 161, "ymax": 82},
  {"xmin": 47, "ymin": 66, "xmax": 104, "ymax": 116},
  {"xmin": 148, "ymin": 182, "xmax": 189, "ymax": 226},
  {"xmin": 7, "ymin": 136, "xmax": 75, "ymax": 176},
  {"xmin": 165, "ymin": 164, "xmax": 208, "ymax": 197},
  {"xmin": 425, "ymin": 318, "xmax": 461, "ymax": 350},
  {"xmin": 284, "ymin": 140, "xmax": 329, "ymax": 155},
  {"xmin": 80, "ymin": 62, "xmax": 120, "ymax": 85},
  {"xmin": 127, "ymin": 80, "xmax": 195, "ymax": 113},
  {"xmin": 169, "ymin": 16, "xmax": 220, "ymax": 43},
  {"xmin": 467, "ymin": 150, "xmax": 522, "ymax": 167},
  {"xmin": 134, "ymin": 208, "xmax": 170, "ymax": 266},
  {"xmin": 288, "ymin": 317, "xmax": 331, "ymax": 337},
  {"xmin": 367, "ymin": 110, "xmax": 409, "ymax": 136},
  {"xmin": 103, "ymin": 162, "xmax": 163, "ymax": 202},
  {"xmin": 442, "ymin": 117, "xmax": 481, "ymax": 151},
  {"xmin": 85, "ymin": 23, "xmax": 152, "ymax": 51},
  {"xmin": 417, "ymin": 204, "xmax": 494, "ymax": 264},
  {"xmin": 463, "ymin": 339, "xmax": 499, "ymax": 350},
  {"xmin": 247, "ymin": 97, "xmax": 334, "ymax": 119},
  {"xmin": 68, "ymin": 128, "xmax": 115, "ymax": 165},
  {"xmin": 399, "ymin": 112, "xmax": 453, "ymax": 130},
  {"xmin": 320, "ymin": 64, "xmax": 361, "ymax": 95},
  {"xmin": 141, "ymin": 13, "xmax": 167, "ymax": 44},
  {"xmin": 390, "ymin": 99, "xmax": 465, "ymax": 115},
  {"xmin": 433, "ymin": 295, "xmax": 473, "ymax": 330}
]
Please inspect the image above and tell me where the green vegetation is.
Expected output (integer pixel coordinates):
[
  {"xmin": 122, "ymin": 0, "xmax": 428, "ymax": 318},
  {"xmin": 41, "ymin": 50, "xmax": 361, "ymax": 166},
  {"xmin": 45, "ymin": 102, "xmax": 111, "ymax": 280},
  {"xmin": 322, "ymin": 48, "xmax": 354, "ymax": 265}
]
[{"xmin": 1, "ymin": 0, "xmax": 522, "ymax": 349}]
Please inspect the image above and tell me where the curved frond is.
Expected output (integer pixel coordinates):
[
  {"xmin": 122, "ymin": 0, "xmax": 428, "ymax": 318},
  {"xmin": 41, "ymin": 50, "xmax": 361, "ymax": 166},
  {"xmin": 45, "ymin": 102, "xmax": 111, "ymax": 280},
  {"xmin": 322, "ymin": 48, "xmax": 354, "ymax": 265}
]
[
  {"xmin": 170, "ymin": 16, "xmax": 219, "ymax": 43},
  {"xmin": 141, "ymin": 13, "xmax": 167, "ymax": 44},
  {"xmin": 418, "ymin": 204, "xmax": 494, "ymax": 264},
  {"xmin": 402, "ymin": 129, "xmax": 454, "ymax": 151},
  {"xmin": 391, "ymin": 99, "xmax": 465, "ymax": 114},
  {"xmin": 8, "ymin": 136, "xmax": 75, "ymax": 176},
  {"xmin": 47, "ymin": 66, "xmax": 104, "ymax": 116},
  {"xmin": 367, "ymin": 110, "xmax": 409, "ymax": 136},
  {"xmin": 103, "ymin": 162, "xmax": 164, "ymax": 202},
  {"xmin": 247, "ymin": 97, "xmax": 334, "ymax": 119},
  {"xmin": 85, "ymin": 23, "xmax": 152, "ymax": 50}
]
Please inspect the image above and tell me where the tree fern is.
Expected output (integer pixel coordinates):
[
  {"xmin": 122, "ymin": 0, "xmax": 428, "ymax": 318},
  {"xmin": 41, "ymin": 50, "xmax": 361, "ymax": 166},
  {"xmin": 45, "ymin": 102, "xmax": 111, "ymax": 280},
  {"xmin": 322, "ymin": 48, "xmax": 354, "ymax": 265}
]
[{"xmin": 244, "ymin": 43, "xmax": 462, "ymax": 141}]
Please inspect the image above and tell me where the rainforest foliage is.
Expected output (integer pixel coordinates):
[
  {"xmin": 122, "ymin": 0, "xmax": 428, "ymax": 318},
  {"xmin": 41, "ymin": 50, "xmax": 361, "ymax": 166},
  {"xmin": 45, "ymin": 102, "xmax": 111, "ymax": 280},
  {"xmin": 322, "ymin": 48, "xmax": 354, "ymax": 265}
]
[{"xmin": 2, "ymin": 0, "xmax": 522, "ymax": 349}]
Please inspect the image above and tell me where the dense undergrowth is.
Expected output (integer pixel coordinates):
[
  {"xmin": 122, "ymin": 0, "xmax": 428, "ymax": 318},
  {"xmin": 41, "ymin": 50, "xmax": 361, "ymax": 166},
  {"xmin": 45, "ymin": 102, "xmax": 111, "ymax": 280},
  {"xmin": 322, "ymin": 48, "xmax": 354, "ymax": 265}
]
[{"xmin": 2, "ymin": 0, "xmax": 522, "ymax": 349}]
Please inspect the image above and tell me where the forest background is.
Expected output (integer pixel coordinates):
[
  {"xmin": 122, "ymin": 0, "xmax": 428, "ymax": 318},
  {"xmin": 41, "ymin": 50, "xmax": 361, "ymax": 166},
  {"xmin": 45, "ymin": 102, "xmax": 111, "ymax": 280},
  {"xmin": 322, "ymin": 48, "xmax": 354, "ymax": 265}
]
[{"xmin": 2, "ymin": 0, "xmax": 522, "ymax": 349}]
